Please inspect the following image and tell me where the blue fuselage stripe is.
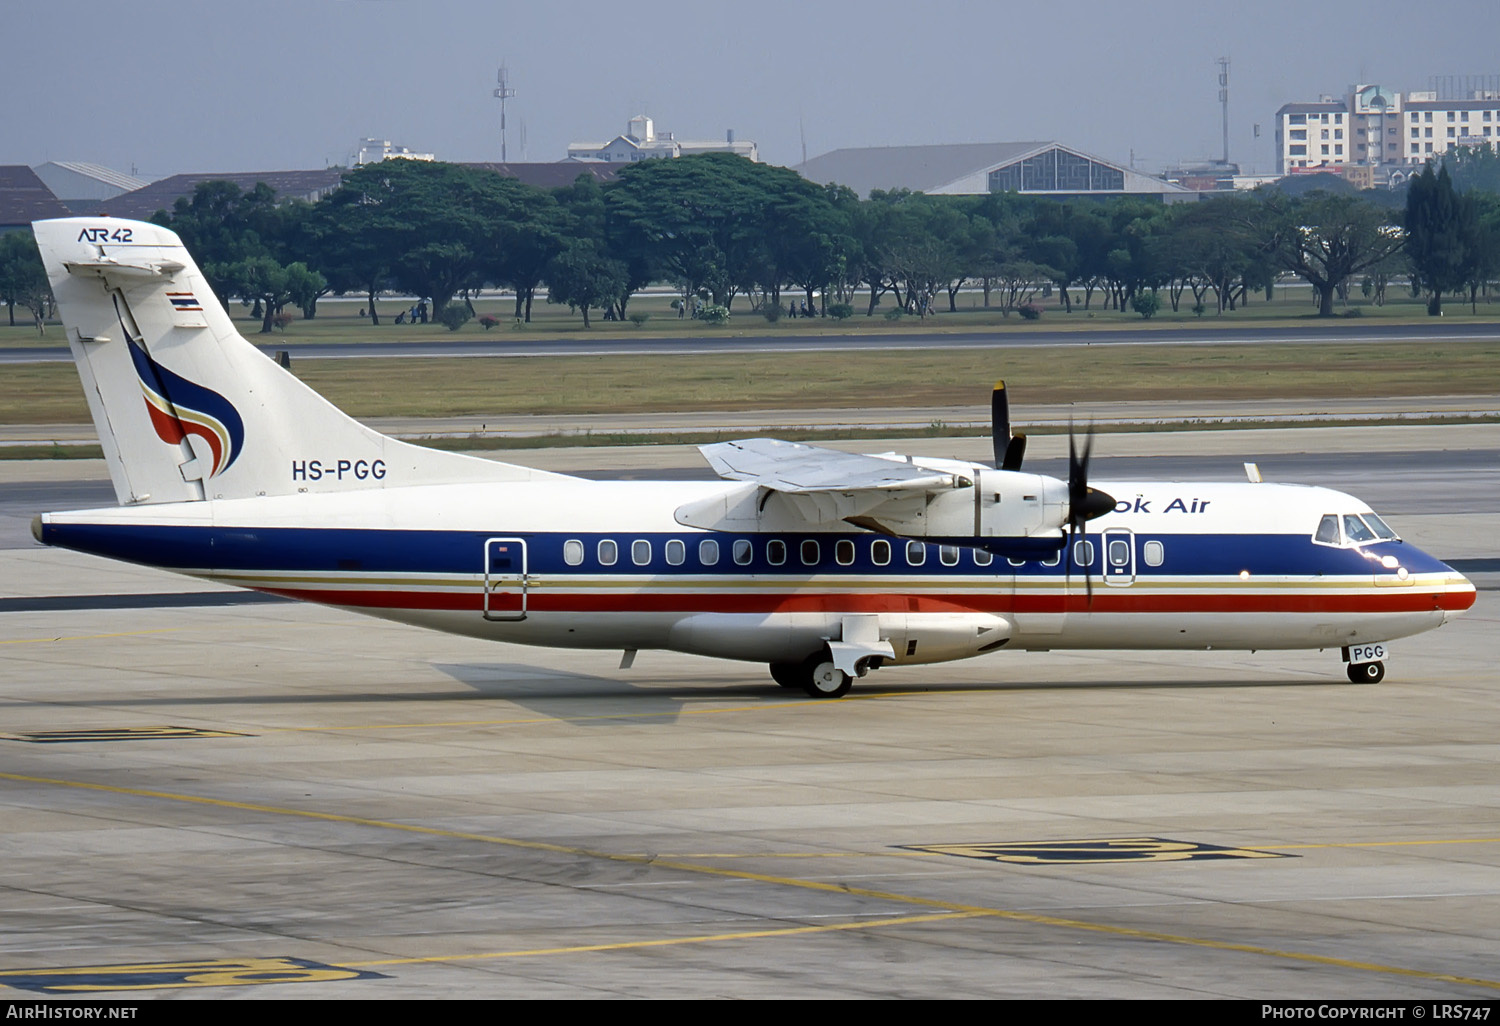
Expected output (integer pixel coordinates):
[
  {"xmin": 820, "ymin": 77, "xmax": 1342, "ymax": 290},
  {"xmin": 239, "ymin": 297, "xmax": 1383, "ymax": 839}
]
[{"xmin": 39, "ymin": 524, "xmax": 1455, "ymax": 579}]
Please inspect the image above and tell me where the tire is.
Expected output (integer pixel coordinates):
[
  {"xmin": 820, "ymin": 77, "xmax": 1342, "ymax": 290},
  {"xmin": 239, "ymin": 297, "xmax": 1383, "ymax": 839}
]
[
  {"xmin": 769, "ymin": 663, "xmax": 802, "ymax": 689},
  {"xmin": 1347, "ymin": 660, "xmax": 1385, "ymax": 684},
  {"xmin": 802, "ymin": 658, "xmax": 853, "ymax": 699}
]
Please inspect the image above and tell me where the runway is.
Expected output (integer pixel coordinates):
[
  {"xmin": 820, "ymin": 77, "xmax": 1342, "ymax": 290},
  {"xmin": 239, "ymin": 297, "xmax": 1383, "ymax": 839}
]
[{"xmin": 1, "ymin": 422, "xmax": 1497, "ymax": 998}]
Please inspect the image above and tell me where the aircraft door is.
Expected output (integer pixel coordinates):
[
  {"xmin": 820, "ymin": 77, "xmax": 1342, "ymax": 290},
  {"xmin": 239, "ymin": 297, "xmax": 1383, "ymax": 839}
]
[
  {"xmin": 1102, "ymin": 528, "xmax": 1135, "ymax": 586},
  {"xmin": 483, "ymin": 537, "xmax": 529, "ymax": 620}
]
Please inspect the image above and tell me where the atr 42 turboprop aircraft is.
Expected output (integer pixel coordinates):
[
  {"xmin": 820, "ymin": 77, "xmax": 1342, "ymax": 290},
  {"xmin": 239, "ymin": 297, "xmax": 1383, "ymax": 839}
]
[{"xmin": 30, "ymin": 217, "xmax": 1476, "ymax": 698}]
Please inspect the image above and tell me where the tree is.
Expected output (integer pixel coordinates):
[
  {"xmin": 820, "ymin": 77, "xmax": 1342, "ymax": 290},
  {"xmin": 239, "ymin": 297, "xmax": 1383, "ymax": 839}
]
[
  {"xmin": 326, "ymin": 161, "xmax": 505, "ymax": 320},
  {"xmin": 223, "ymin": 256, "xmax": 296, "ymax": 334},
  {"xmin": 545, "ymin": 244, "xmax": 626, "ymax": 327},
  {"xmin": 1251, "ymin": 192, "xmax": 1405, "ymax": 317},
  {"xmin": 151, "ymin": 180, "xmax": 283, "ymax": 300},
  {"xmin": 1163, "ymin": 195, "xmax": 1261, "ymax": 313},
  {"xmin": 1460, "ymin": 191, "xmax": 1500, "ymax": 312},
  {"xmin": 302, "ymin": 174, "xmax": 398, "ymax": 325},
  {"xmin": 1405, "ymin": 164, "xmax": 1476, "ymax": 316},
  {"xmin": 0, "ymin": 231, "xmax": 52, "ymax": 330},
  {"xmin": 1442, "ymin": 144, "xmax": 1500, "ymax": 195},
  {"xmin": 283, "ymin": 261, "xmax": 330, "ymax": 321},
  {"xmin": 606, "ymin": 153, "xmax": 795, "ymax": 309},
  {"xmin": 472, "ymin": 175, "xmax": 567, "ymax": 324}
]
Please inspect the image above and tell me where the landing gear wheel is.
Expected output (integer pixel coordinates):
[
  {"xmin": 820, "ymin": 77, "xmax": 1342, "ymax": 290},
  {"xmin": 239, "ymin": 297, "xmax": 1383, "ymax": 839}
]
[
  {"xmin": 1348, "ymin": 660, "xmax": 1385, "ymax": 684},
  {"xmin": 802, "ymin": 658, "xmax": 853, "ymax": 699},
  {"xmin": 769, "ymin": 663, "xmax": 802, "ymax": 689}
]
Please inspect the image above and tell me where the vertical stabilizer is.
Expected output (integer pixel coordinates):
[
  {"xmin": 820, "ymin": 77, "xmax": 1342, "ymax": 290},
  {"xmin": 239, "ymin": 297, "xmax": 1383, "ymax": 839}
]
[{"xmin": 33, "ymin": 217, "xmax": 562, "ymax": 506}]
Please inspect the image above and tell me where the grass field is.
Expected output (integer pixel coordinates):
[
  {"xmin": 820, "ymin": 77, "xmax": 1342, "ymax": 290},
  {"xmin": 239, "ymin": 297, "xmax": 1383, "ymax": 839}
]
[
  {"xmin": 5, "ymin": 338, "xmax": 1499, "ymax": 427},
  {"xmin": 4, "ymin": 285, "xmax": 1500, "ymax": 349}
]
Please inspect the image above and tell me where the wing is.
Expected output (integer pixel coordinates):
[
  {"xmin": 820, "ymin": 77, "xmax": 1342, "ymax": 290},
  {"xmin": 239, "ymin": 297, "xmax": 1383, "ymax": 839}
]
[
  {"xmin": 686, "ymin": 438, "xmax": 973, "ymax": 527},
  {"xmin": 700, "ymin": 438, "xmax": 962, "ymax": 493}
]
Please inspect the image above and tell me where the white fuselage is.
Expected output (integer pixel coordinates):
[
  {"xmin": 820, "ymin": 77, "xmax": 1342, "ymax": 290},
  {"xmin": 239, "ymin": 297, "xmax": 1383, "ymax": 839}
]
[{"xmin": 38, "ymin": 475, "xmax": 1477, "ymax": 669}]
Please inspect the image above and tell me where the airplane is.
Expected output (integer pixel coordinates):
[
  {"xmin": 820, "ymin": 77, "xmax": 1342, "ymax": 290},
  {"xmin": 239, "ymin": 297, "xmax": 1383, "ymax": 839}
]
[{"xmin": 28, "ymin": 217, "xmax": 1477, "ymax": 698}]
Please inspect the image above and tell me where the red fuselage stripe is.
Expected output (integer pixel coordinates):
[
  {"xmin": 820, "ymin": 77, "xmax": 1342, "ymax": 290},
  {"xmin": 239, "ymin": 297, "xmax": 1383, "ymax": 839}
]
[{"xmin": 256, "ymin": 587, "xmax": 1476, "ymax": 615}]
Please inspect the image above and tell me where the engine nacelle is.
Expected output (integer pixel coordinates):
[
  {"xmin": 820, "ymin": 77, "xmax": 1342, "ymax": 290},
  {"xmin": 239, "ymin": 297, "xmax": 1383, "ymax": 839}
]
[{"xmin": 848, "ymin": 467, "xmax": 1068, "ymax": 551}]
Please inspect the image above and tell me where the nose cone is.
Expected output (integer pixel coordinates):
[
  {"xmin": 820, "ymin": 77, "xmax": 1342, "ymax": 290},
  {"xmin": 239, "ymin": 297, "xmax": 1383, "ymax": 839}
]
[{"xmin": 1441, "ymin": 564, "xmax": 1477, "ymax": 619}]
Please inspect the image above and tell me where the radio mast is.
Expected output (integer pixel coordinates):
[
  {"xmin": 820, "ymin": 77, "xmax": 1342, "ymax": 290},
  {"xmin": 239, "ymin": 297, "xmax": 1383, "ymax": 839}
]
[
  {"xmin": 1217, "ymin": 57, "xmax": 1230, "ymax": 165},
  {"xmin": 493, "ymin": 65, "xmax": 517, "ymax": 162}
]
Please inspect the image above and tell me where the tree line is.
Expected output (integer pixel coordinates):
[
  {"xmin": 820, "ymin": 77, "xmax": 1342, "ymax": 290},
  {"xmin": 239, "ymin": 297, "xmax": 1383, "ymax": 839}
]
[{"xmin": 4, "ymin": 147, "xmax": 1500, "ymax": 334}]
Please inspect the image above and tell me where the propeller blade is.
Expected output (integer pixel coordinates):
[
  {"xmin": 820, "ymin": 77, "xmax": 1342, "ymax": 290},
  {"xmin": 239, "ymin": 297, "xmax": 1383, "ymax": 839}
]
[
  {"xmin": 1082, "ymin": 526, "xmax": 1094, "ymax": 605},
  {"xmin": 1001, "ymin": 434, "xmax": 1027, "ymax": 472},
  {"xmin": 991, "ymin": 380, "xmax": 1011, "ymax": 469},
  {"xmin": 1066, "ymin": 422, "xmax": 1116, "ymax": 527},
  {"xmin": 1064, "ymin": 421, "xmax": 1112, "ymax": 607}
]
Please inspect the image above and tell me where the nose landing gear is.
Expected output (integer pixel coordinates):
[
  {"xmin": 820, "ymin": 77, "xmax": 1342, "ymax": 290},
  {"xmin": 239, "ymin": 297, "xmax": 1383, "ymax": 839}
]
[{"xmin": 1342, "ymin": 644, "xmax": 1388, "ymax": 685}]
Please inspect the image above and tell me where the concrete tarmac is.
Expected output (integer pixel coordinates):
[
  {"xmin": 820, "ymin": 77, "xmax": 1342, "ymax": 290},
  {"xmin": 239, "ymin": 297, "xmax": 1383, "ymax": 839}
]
[{"xmin": 1, "ymin": 423, "xmax": 1497, "ymax": 999}]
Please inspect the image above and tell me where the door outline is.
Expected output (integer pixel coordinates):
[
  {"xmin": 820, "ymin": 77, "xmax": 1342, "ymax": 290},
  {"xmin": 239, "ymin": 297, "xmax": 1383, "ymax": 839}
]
[
  {"xmin": 1102, "ymin": 527, "xmax": 1135, "ymax": 586},
  {"xmin": 483, "ymin": 537, "xmax": 529, "ymax": 620}
]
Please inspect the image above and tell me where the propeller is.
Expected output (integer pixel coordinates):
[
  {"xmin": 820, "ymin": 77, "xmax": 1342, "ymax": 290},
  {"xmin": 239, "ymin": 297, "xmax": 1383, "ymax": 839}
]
[
  {"xmin": 991, "ymin": 380, "xmax": 1027, "ymax": 471},
  {"xmin": 1063, "ymin": 421, "xmax": 1116, "ymax": 604}
]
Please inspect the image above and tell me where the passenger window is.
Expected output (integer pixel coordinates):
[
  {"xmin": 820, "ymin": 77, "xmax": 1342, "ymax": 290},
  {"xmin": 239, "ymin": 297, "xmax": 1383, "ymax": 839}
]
[
  {"xmin": 801, "ymin": 539, "xmax": 819, "ymax": 565},
  {"xmin": 598, "ymin": 539, "xmax": 618, "ymax": 566},
  {"xmin": 699, "ymin": 539, "xmax": 719, "ymax": 566},
  {"xmin": 906, "ymin": 541, "xmax": 926, "ymax": 566},
  {"xmin": 1041, "ymin": 552, "xmax": 1061, "ymax": 567},
  {"xmin": 767, "ymin": 539, "xmax": 786, "ymax": 565},
  {"xmin": 1143, "ymin": 540, "xmax": 1164, "ymax": 567},
  {"xmin": 973, "ymin": 548, "xmax": 992, "ymax": 566},
  {"xmin": 871, "ymin": 539, "xmax": 891, "ymax": 565},
  {"xmin": 1007, "ymin": 556, "xmax": 1026, "ymax": 567},
  {"xmin": 1314, "ymin": 514, "xmax": 1340, "ymax": 545},
  {"xmin": 1073, "ymin": 540, "xmax": 1094, "ymax": 567},
  {"xmin": 733, "ymin": 539, "xmax": 753, "ymax": 565},
  {"xmin": 632, "ymin": 539, "xmax": 652, "ymax": 565},
  {"xmin": 1108, "ymin": 539, "xmax": 1130, "ymax": 567},
  {"xmin": 563, "ymin": 539, "xmax": 584, "ymax": 566},
  {"xmin": 1343, "ymin": 515, "xmax": 1376, "ymax": 544},
  {"xmin": 940, "ymin": 546, "xmax": 959, "ymax": 566},
  {"xmin": 665, "ymin": 539, "xmax": 685, "ymax": 565},
  {"xmin": 835, "ymin": 539, "xmax": 855, "ymax": 566}
]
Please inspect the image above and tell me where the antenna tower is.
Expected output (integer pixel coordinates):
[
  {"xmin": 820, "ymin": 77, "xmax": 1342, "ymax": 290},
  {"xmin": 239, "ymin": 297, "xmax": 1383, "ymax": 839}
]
[
  {"xmin": 493, "ymin": 65, "xmax": 517, "ymax": 162},
  {"xmin": 1217, "ymin": 57, "xmax": 1230, "ymax": 165}
]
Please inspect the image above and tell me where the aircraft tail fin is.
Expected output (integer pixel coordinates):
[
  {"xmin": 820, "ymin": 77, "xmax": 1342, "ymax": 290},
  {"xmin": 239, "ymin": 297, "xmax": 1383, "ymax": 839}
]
[{"xmin": 33, "ymin": 217, "xmax": 559, "ymax": 505}]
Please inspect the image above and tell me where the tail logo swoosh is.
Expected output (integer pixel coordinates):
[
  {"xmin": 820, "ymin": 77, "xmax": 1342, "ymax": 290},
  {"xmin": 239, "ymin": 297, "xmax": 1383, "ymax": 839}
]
[{"xmin": 126, "ymin": 337, "xmax": 245, "ymax": 477}]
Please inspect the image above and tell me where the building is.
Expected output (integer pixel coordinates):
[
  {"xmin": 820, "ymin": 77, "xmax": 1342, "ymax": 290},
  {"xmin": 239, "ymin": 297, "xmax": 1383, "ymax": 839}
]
[
  {"xmin": 353, "ymin": 139, "xmax": 435, "ymax": 165},
  {"xmin": 31, "ymin": 162, "xmax": 149, "ymax": 209},
  {"xmin": 89, "ymin": 163, "xmax": 617, "ymax": 221},
  {"xmin": 90, "ymin": 170, "xmax": 345, "ymax": 219},
  {"xmin": 1275, "ymin": 82, "xmax": 1500, "ymax": 183},
  {"xmin": 794, "ymin": 141, "xmax": 1194, "ymax": 201},
  {"xmin": 567, "ymin": 115, "xmax": 758, "ymax": 163},
  {"xmin": 0, "ymin": 165, "xmax": 70, "ymax": 232}
]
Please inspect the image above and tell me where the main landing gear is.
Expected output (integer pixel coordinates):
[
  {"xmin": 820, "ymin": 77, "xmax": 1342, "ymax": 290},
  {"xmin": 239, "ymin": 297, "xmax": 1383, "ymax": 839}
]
[
  {"xmin": 1347, "ymin": 660, "xmax": 1385, "ymax": 684},
  {"xmin": 769, "ymin": 654, "xmax": 864, "ymax": 699}
]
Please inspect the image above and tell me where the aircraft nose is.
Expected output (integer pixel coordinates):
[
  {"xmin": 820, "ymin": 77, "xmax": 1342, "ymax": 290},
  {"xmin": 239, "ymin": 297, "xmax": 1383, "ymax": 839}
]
[{"xmin": 1437, "ymin": 560, "xmax": 1478, "ymax": 619}]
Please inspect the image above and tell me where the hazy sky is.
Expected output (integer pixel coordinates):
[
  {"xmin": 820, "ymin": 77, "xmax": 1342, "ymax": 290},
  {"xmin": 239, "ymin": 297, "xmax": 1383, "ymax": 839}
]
[{"xmin": 6, "ymin": 0, "xmax": 1498, "ymax": 179}]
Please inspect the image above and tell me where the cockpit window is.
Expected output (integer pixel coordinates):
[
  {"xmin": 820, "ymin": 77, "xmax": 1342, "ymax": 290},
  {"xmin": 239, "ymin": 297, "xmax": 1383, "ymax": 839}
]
[
  {"xmin": 1363, "ymin": 513, "xmax": 1398, "ymax": 540},
  {"xmin": 1343, "ymin": 514, "xmax": 1377, "ymax": 544},
  {"xmin": 1314, "ymin": 515, "xmax": 1340, "ymax": 545},
  {"xmin": 1314, "ymin": 512, "xmax": 1400, "ymax": 547}
]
